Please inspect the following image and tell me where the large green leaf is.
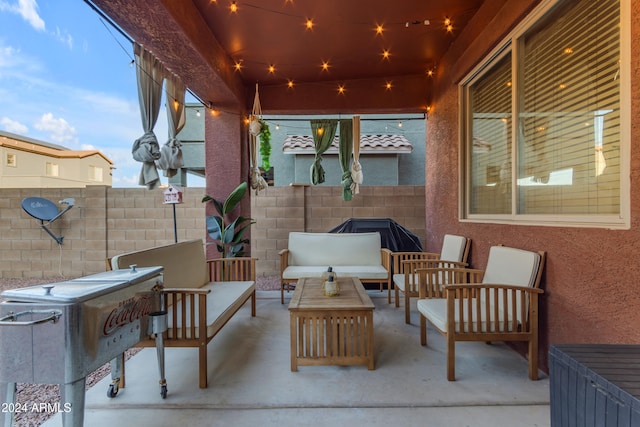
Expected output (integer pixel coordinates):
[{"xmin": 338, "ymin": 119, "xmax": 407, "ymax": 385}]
[
  {"xmin": 205, "ymin": 216, "xmax": 223, "ymax": 240},
  {"xmin": 222, "ymin": 182, "xmax": 248, "ymax": 215}
]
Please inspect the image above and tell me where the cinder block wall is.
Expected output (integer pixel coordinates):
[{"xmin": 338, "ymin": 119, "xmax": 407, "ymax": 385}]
[
  {"xmin": 250, "ymin": 185, "xmax": 426, "ymax": 279},
  {"xmin": 0, "ymin": 185, "xmax": 425, "ymax": 279}
]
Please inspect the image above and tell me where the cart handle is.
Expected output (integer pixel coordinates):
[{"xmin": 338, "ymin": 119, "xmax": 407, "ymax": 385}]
[{"xmin": 0, "ymin": 310, "xmax": 62, "ymax": 326}]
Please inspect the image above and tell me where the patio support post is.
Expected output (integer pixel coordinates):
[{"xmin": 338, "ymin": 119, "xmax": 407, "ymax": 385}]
[{"xmin": 204, "ymin": 109, "xmax": 251, "ymax": 260}]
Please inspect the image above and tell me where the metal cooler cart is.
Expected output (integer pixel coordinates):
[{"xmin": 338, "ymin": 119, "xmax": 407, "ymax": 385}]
[{"xmin": 0, "ymin": 265, "xmax": 168, "ymax": 427}]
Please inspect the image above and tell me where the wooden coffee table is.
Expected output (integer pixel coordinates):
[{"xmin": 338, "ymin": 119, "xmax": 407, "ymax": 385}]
[{"xmin": 288, "ymin": 277, "xmax": 375, "ymax": 371}]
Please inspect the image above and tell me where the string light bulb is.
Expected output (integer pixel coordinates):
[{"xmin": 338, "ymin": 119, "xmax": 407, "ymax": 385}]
[
  {"xmin": 234, "ymin": 61, "xmax": 243, "ymax": 71},
  {"xmin": 268, "ymin": 64, "xmax": 276, "ymax": 74},
  {"xmin": 173, "ymin": 100, "xmax": 179, "ymax": 111},
  {"xmin": 337, "ymin": 84, "xmax": 346, "ymax": 95},
  {"xmin": 230, "ymin": 1, "xmax": 238, "ymax": 13},
  {"xmin": 375, "ymin": 24, "xmax": 384, "ymax": 35},
  {"xmin": 287, "ymin": 79, "xmax": 295, "ymax": 88},
  {"xmin": 381, "ymin": 49, "xmax": 390, "ymax": 60},
  {"xmin": 196, "ymin": 109, "xmax": 201, "ymax": 117},
  {"xmin": 384, "ymin": 81, "xmax": 393, "ymax": 90},
  {"xmin": 320, "ymin": 60, "xmax": 330, "ymax": 72},
  {"xmin": 305, "ymin": 18, "xmax": 314, "ymax": 30},
  {"xmin": 444, "ymin": 17, "xmax": 453, "ymax": 32}
]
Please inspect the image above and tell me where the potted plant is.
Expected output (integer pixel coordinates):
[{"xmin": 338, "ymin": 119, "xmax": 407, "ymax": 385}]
[
  {"xmin": 202, "ymin": 181, "xmax": 254, "ymax": 258},
  {"xmin": 258, "ymin": 119, "xmax": 273, "ymax": 185}
]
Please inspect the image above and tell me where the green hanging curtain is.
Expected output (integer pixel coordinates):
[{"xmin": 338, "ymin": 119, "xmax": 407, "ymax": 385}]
[
  {"xmin": 338, "ymin": 119, "xmax": 353, "ymax": 201},
  {"xmin": 309, "ymin": 119, "xmax": 338, "ymax": 185}
]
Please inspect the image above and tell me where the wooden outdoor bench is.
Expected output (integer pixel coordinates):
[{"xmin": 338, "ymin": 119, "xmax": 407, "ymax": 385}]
[{"xmin": 108, "ymin": 239, "xmax": 256, "ymax": 388}]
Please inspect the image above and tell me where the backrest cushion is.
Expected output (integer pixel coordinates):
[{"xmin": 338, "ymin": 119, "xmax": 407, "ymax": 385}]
[
  {"xmin": 482, "ymin": 246, "xmax": 541, "ymax": 287},
  {"xmin": 439, "ymin": 235, "xmax": 468, "ymax": 262},
  {"xmin": 111, "ymin": 239, "xmax": 208, "ymax": 288},
  {"xmin": 287, "ymin": 232, "xmax": 381, "ymax": 266}
]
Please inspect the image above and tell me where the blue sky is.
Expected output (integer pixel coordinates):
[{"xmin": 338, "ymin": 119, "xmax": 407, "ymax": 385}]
[{"xmin": 0, "ymin": 0, "xmax": 203, "ymax": 187}]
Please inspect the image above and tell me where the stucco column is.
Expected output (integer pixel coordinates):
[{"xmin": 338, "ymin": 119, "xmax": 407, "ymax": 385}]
[{"xmin": 204, "ymin": 109, "xmax": 251, "ymax": 259}]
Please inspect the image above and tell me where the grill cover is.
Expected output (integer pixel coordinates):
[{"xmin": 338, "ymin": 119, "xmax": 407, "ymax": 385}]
[{"xmin": 329, "ymin": 218, "xmax": 423, "ymax": 252}]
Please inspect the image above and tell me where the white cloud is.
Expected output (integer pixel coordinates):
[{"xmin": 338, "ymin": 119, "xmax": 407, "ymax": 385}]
[
  {"xmin": 0, "ymin": 116, "xmax": 28, "ymax": 133},
  {"xmin": 34, "ymin": 112, "xmax": 77, "ymax": 145},
  {"xmin": 53, "ymin": 26, "xmax": 73, "ymax": 49},
  {"xmin": 0, "ymin": 0, "xmax": 45, "ymax": 31},
  {"xmin": 114, "ymin": 172, "xmax": 141, "ymax": 187}
]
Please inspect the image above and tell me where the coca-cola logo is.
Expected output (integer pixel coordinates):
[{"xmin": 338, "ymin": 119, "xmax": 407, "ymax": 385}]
[{"xmin": 102, "ymin": 295, "xmax": 152, "ymax": 336}]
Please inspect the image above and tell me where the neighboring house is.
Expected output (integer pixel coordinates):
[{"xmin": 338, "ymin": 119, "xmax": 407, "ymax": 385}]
[
  {"xmin": 281, "ymin": 134, "xmax": 413, "ymax": 186},
  {"xmin": 265, "ymin": 114, "xmax": 426, "ymax": 186},
  {"xmin": 176, "ymin": 109, "xmax": 426, "ymax": 187},
  {"xmin": 0, "ymin": 130, "xmax": 113, "ymax": 188},
  {"xmin": 167, "ymin": 104, "xmax": 205, "ymax": 187}
]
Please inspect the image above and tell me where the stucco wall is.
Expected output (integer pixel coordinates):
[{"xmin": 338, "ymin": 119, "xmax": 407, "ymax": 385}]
[{"xmin": 426, "ymin": 0, "xmax": 640, "ymax": 371}]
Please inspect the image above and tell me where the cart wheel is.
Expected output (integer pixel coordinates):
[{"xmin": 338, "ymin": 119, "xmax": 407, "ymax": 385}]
[
  {"xmin": 160, "ymin": 385, "xmax": 167, "ymax": 399},
  {"xmin": 107, "ymin": 384, "xmax": 119, "ymax": 398}
]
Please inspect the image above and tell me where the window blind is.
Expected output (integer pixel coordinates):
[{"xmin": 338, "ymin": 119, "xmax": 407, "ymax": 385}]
[
  {"xmin": 518, "ymin": 0, "xmax": 620, "ymax": 215},
  {"xmin": 468, "ymin": 52, "xmax": 512, "ymax": 214}
]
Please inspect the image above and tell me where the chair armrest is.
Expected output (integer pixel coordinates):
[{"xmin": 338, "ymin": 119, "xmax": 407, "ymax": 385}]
[
  {"xmin": 442, "ymin": 283, "xmax": 544, "ymax": 332},
  {"xmin": 380, "ymin": 248, "xmax": 392, "ymax": 275},
  {"xmin": 162, "ymin": 287, "xmax": 211, "ymax": 295},
  {"xmin": 417, "ymin": 267, "xmax": 484, "ymax": 299},
  {"xmin": 162, "ymin": 288, "xmax": 210, "ymax": 340},
  {"xmin": 207, "ymin": 257, "xmax": 256, "ymax": 282},
  {"xmin": 279, "ymin": 249, "xmax": 290, "ymax": 277},
  {"xmin": 444, "ymin": 283, "xmax": 544, "ymax": 293},
  {"xmin": 392, "ymin": 251, "xmax": 440, "ymax": 272}
]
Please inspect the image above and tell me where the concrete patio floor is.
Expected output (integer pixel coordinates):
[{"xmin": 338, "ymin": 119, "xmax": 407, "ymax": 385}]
[{"xmin": 42, "ymin": 290, "xmax": 550, "ymax": 427}]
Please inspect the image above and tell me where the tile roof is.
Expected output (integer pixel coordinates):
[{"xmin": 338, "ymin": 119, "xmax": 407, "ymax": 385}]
[
  {"xmin": 0, "ymin": 132, "xmax": 114, "ymax": 165},
  {"xmin": 282, "ymin": 134, "xmax": 413, "ymax": 154}
]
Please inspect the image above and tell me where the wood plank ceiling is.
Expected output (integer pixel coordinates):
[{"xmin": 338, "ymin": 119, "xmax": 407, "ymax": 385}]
[{"xmin": 88, "ymin": 0, "xmax": 484, "ymax": 114}]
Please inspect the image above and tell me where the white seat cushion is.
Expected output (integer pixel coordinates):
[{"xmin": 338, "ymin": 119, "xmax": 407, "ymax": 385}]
[
  {"xmin": 482, "ymin": 246, "xmax": 541, "ymax": 287},
  {"xmin": 283, "ymin": 265, "xmax": 388, "ymax": 280},
  {"xmin": 417, "ymin": 298, "xmax": 518, "ymax": 334},
  {"xmin": 440, "ymin": 235, "xmax": 467, "ymax": 262},
  {"xmin": 393, "ymin": 273, "xmax": 420, "ymax": 292},
  {"xmin": 166, "ymin": 281, "xmax": 255, "ymax": 339},
  {"xmin": 287, "ymin": 232, "xmax": 382, "ymax": 266}
]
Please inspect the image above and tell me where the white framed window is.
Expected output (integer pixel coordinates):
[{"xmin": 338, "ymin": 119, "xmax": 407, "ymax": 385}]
[
  {"xmin": 89, "ymin": 165, "xmax": 103, "ymax": 182},
  {"xmin": 45, "ymin": 162, "xmax": 59, "ymax": 177},
  {"xmin": 460, "ymin": 0, "xmax": 629, "ymax": 229},
  {"xmin": 6, "ymin": 153, "xmax": 16, "ymax": 167}
]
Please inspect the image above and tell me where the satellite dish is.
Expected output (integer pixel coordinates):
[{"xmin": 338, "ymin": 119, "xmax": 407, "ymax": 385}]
[{"xmin": 21, "ymin": 197, "xmax": 75, "ymax": 245}]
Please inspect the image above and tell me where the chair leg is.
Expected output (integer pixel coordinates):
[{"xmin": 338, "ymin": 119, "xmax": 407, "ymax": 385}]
[
  {"xmin": 199, "ymin": 345, "xmax": 208, "ymax": 388},
  {"xmin": 394, "ymin": 286, "xmax": 400, "ymax": 308},
  {"xmin": 280, "ymin": 283, "xmax": 285, "ymax": 304},
  {"xmin": 404, "ymin": 293, "xmax": 411, "ymax": 324},
  {"xmin": 420, "ymin": 314, "xmax": 427, "ymax": 346},
  {"xmin": 251, "ymin": 290, "xmax": 256, "ymax": 317},
  {"xmin": 446, "ymin": 334, "xmax": 456, "ymax": 381},
  {"xmin": 528, "ymin": 337, "xmax": 539, "ymax": 380},
  {"xmin": 387, "ymin": 280, "xmax": 392, "ymax": 304}
]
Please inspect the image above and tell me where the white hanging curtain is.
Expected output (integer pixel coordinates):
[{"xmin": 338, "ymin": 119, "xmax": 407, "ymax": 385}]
[
  {"xmin": 249, "ymin": 83, "xmax": 267, "ymax": 193},
  {"xmin": 158, "ymin": 73, "xmax": 186, "ymax": 178},
  {"xmin": 350, "ymin": 115, "xmax": 363, "ymax": 194},
  {"xmin": 132, "ymin": 43, "xmax": 166, "ymax": 189}
]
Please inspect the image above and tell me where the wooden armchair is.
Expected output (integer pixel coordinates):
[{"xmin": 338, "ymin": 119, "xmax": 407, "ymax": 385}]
[
  {"xmin": 391, "ymin": 234, "xmax": 470, "ymax": 322},
  {"xmin": 417, "ymin": 246, "xmax": 545, "ymax": 381}
]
